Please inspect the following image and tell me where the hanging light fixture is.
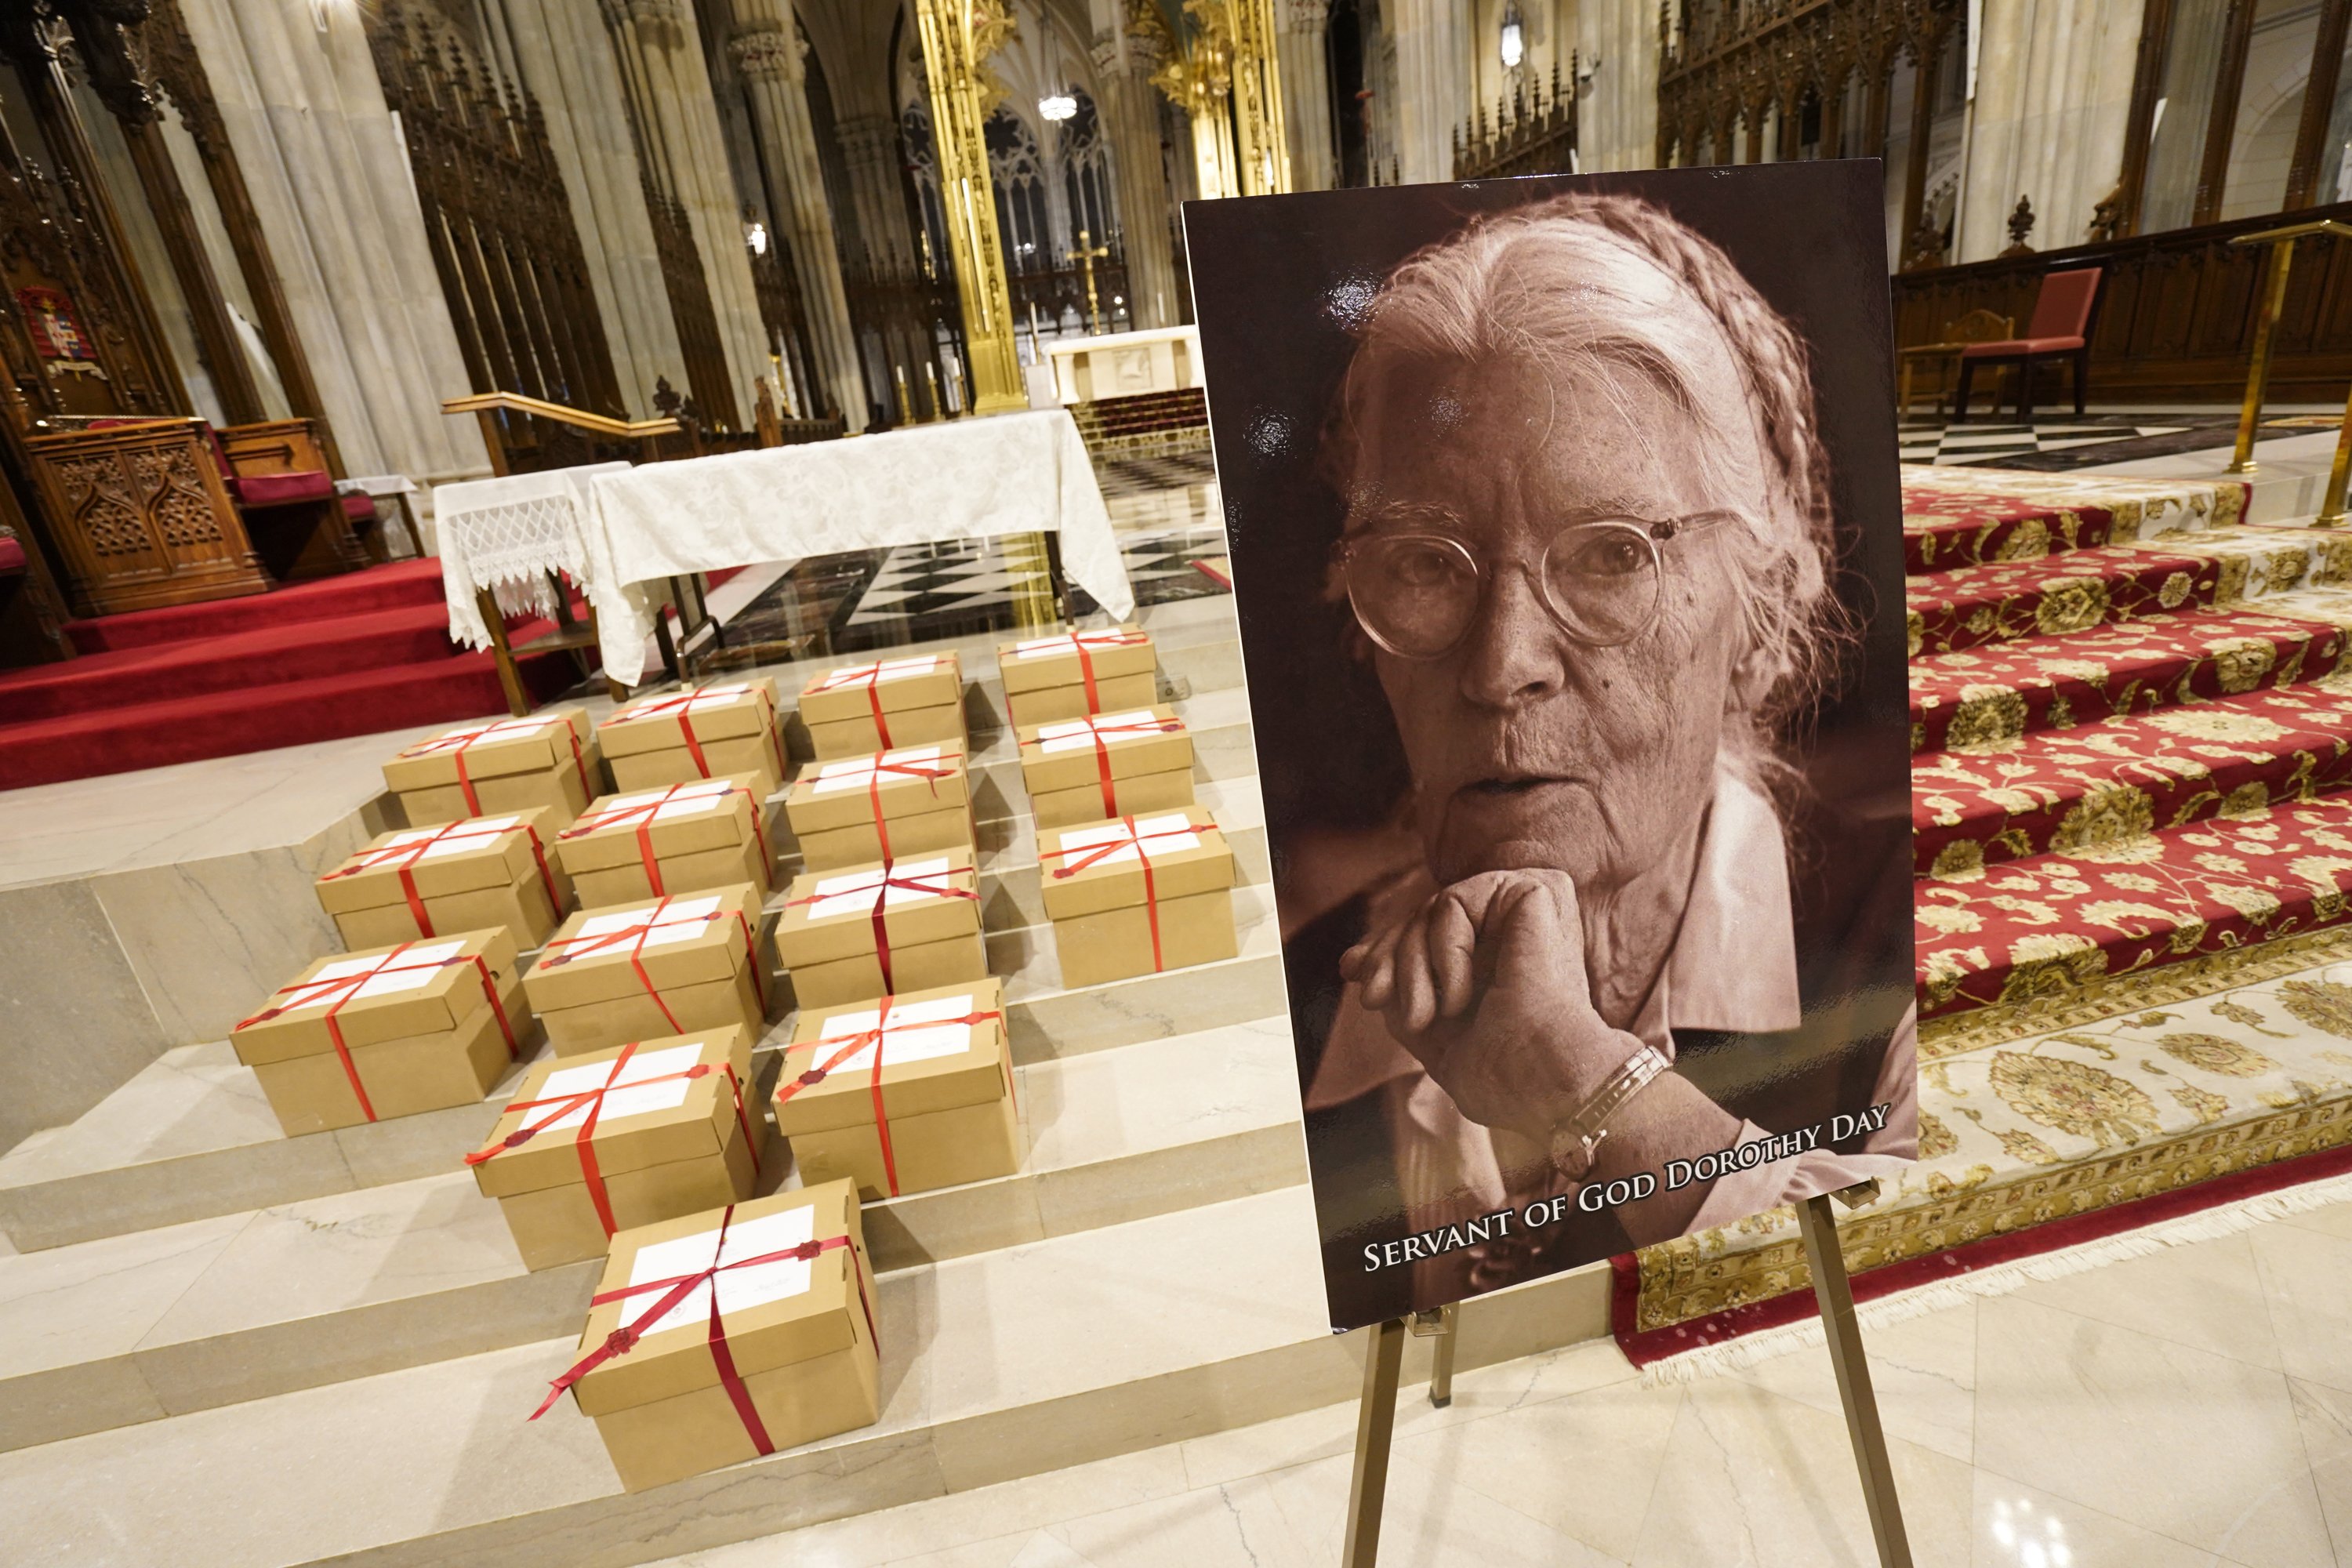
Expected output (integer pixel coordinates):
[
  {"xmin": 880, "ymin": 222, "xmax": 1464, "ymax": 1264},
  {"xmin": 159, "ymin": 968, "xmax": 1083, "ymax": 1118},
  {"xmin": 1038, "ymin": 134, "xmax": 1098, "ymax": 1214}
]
[
  {"xmin": 1039, "ymin": 91, "xmax": 1077, "ymax": 122},
  {"xmin": 1499, "ymin": 5, "xmax": 1524, "ymax": 70}
]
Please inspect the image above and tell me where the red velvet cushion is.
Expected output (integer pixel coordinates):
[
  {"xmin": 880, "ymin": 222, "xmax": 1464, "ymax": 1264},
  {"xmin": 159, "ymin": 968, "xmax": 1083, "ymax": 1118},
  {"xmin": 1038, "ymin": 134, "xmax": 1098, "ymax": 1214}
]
[
  {"xmin": 234, "ymin": 470, "xmax": 336, "ymax": 507},
  {"xmin": 339, "ymin": 493, "xmax": 379, "ymax": 523},
  {"xmin": 1960, "ymin": 336, "xmax": 2087, "ymax": 358},
  {"xmin": 0, "ymin": 535, "xmax": 24, "ymax": 575}
]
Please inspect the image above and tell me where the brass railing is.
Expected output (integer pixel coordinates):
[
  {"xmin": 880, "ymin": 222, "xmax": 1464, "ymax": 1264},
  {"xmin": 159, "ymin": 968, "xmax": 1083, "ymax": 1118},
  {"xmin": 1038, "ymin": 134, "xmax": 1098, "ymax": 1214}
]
[
  {"xmin": 2227, "ymin": 219, "xmax": 2352, "ymax": 526},
  {"xmin": 441, "ymin": 391, "xmax": 684, "ymax": 476}
]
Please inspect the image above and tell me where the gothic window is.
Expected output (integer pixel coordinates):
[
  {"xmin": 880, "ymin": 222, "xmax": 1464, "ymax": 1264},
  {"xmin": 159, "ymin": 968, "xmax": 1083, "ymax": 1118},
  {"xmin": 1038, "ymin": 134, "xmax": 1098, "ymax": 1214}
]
[
  {"xmin": 1057, "ymin": 92, "xmax": 1116, "ymax": 246},
  {"xmin": 985, "ymin": 108, "xmax": 1051, "ymax": 270}
]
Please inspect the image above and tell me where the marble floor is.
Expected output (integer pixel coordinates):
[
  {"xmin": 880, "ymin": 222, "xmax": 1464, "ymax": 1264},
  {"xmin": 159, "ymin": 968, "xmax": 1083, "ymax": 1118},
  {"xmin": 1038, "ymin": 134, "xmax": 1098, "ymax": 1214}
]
[{"xmin": 641, "ymin": 1197, "xmax": 2352, "ymax": 1568}]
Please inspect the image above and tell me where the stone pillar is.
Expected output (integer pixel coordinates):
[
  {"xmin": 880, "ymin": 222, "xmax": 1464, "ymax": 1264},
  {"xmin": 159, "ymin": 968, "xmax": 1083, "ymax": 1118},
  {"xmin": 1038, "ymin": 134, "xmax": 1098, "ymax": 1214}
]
[
  {"xmin": 727, "ymin": 0, "xmax": 869, "ymax": 430},
  {"xmin": 1276, "ymin": 0, "xmax": 1335, "ymax": 190},
  {"xmin": 835, "ymin": 111, "xmax": 919, "ymax": 274},
  {"xmin": 492, "ymin": 0, "xmax": 688, "ymax": 416},
  {"xmin": 1385, "ymin": 0, "xmax": 1470, "ymax": 183},
  {"xmin": 177, "ymin": 0, "xmax": 487, "ymax": 485},
  {"xmin": 1091, "ymin": 5, "xmax": 1185, "ymax": 324},
  {"xmin": 1956, "ymin": 0, "xmax": 2146, "ymax": 261},
  {"xmin": 602, "ymin": 0, "xmax": 773, "ymax": 426},
  {"xmin": 1573, "ymin": 0, "xmax": 1661, "ymax": 173}
]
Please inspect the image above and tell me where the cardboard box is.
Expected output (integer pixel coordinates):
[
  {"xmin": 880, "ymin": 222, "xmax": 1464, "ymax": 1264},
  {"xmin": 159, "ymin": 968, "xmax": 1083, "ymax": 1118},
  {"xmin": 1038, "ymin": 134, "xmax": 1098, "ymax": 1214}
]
[
  {"xmin": 556, "ymin": 1181, "xmax": 880, "ymax": 1491},
  {"xmin": 1040, "ymin": 808, "xmax": 1237, "ymax": 988},
  {"xmin": 386, "ymin": 710, "xmax": 598, "ymax": 828},
  {"xmin": 233, "ymin": 930, "xmax": 529, "ymax": 1134},
  {"xmin": 599, "ymin": 681, "xmax": 786, "ymax": 796},
  {"xmin": 557, "ymin": 776, "xmax": 775, "ymax": 907},
  {"xmin": 997, "ymin": 626, "xmax": 1156, "ymax": 728},
  {"xmin": 528, "ymin": 884, "xmax": 772, "ymax": 1057},
  {"xmin": 466, "ymin": 1026, "xmax": 763, "ymax": 1270},
  {"xmin": 315, "ymin": 808, "xmax": 571, "ymax": 951},
  {"xmin": 775, "ymin": 854, "xmax": 987, "ymax": 1008},
  {"xmin": 782, "ymin": 744, "xmax": 975, "ymax": 872},
  {"xmin": 1016, "ymin": 706, "xmax": 1195, "ymax": 829},
  {"xmin": 775, "ymin": 978, "xmax": 1019, "ymax": 1200},
  {"xmin": 799, "ymin": 654, "xmax": 967, "ymax": 758}
]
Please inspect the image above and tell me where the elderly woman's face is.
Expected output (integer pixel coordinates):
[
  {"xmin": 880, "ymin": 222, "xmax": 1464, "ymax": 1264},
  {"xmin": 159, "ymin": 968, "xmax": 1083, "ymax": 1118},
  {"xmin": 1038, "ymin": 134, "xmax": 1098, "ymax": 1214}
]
[{"xmin": 1351, "ymin": 350, "xmax": 1754, "ymax": 890}]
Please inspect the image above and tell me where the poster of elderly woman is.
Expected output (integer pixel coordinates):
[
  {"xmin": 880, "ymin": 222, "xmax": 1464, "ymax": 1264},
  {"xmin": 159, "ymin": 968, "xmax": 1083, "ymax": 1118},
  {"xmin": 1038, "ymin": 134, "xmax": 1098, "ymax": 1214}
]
[{"xmin": 1185, "ymin": 164, "xmax": 1918, "ymax": 1330}]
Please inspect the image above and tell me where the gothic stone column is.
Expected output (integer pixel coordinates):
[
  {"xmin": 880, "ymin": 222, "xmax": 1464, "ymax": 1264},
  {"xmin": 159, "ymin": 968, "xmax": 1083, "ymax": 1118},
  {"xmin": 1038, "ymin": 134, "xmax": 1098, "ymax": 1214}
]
[
  {"xmin": 1091, "ymin": 20, "xmax": 1181, "ymax": 327},
  {"xmin": 1276, "ymin": 0, "xmax": 1334, "ymax": 191}
]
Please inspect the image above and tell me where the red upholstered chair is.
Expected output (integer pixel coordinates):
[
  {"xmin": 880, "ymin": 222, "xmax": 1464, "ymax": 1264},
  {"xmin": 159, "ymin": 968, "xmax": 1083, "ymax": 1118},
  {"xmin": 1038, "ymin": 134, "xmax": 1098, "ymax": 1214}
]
[{"xmin": 1954, "ymin": 267, "xmax": 2103, "ymax": 423}]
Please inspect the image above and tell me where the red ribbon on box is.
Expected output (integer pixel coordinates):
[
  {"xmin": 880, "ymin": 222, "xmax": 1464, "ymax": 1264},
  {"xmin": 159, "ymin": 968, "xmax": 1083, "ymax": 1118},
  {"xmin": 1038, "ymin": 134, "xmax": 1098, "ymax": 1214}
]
[
  {"xmin": 539, "ymin": 896, "xmax": 770, "ymax": 1033},
  {"xmin": 399, "ymin": 717, "xmax": 588, "ymax": 817},
  {"xmin": 238, "ymin": 942, "xmax": 517, "ymax": 1122},
  {"xmin": 811, "ymin": 751, "xmax": 958, "ymax": 863},
  {"xmin": 1019, "ymin": 629, "xmax": 1147, "ymax": 714},
  {"xmin": 808, "ymin": 658, "xmax": 946, "ymax": 751},
  {"xmin": 784, "ymin": 859, "xmax": 978, "ymax": 993},
  {"xmin": 529, "ymin": 1202, "xmax": 880, "ymax": 1446},
  {"xmin": 615, "ymin": 684, "xmax": 787, "ymax": 786},
  {"xmin": 559, "ymin": 782, "xmax": 771, "ymax": 900},
  {"xmin": 773, "ymin": 994, "xmax": 1004, "ymax": 1197},
  {"xmin": 1042, "ymin": 815, "xmax": 1206, "ymax": 974},
  {"xmin": 1020, "ymin": 713, "xmax": 1184, "ymax": 821},
  {"xmin": 321, "ymin": 816, "xmax": 561, "ymax": 939},
  {"xmin": 465, "ymin": 1038, "xmax": 760, "ymax": 1236}
]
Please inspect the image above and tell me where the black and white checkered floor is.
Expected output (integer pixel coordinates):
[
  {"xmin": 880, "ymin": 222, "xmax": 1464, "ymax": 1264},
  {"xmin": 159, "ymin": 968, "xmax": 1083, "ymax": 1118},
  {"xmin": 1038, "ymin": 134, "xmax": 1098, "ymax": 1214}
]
[{"xmin": 1892, "ymin": 411, "xmax": 2274, "ymax": 470}]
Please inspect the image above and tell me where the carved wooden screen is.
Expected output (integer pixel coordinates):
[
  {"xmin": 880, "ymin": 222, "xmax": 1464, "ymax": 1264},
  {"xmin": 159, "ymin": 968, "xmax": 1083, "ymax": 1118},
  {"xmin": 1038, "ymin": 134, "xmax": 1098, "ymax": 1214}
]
[
  {"xmin": 641, "ymin": 182, "xmax": 735, "ymax": 423},
  {"xmin": 366, "ymin": 1, "xmax": 624, "ymax": 418}
]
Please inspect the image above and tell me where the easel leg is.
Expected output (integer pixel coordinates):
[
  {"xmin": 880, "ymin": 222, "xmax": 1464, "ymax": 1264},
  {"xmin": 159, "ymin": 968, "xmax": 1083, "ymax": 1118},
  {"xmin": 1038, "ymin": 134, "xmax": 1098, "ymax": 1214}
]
[
  {"xmin": 1415, "ymin": 1303, "xmax": 1458, "ymax": 1407},
  {"xmin": 1796, "ymin": 1190, "xmax": 1915, "ymax": 1568},
  {"xmin": 1341, "ymin": 1318, "xmax": 1406, "ymax": 1568}
]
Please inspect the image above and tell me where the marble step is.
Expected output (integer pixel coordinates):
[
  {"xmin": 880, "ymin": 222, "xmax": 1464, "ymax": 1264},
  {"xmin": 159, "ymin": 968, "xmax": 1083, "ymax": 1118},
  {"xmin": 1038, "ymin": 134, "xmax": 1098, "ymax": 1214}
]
[
  {"xmin": 0, "ymin": 1018, "xmax": 1305, "ymax": 1454},
  {"xmin": 0, "ymin": 869, "xmax": 1287, "ymax": 1254},
  {"xmin": 0, "ymin": 1187, "xmax": 1613, "ymax": 1568}
]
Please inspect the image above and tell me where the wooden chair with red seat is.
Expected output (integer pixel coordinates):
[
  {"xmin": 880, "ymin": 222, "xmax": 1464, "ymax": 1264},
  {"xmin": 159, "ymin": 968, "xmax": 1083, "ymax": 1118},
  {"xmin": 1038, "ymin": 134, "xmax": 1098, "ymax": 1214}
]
[
  {"xmin": 213, "ymin": 419, "xmax": 367, "ymax": 580},
  {"xmin": 1953, "ymin": 266, "xmax": 2103, "ymax": 423}
]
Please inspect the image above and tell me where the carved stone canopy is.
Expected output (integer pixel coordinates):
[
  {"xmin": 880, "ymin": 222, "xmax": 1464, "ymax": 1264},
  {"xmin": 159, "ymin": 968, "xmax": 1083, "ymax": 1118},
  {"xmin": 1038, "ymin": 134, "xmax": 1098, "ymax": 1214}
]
[{"xmin": 729, "ymin": 20, "xmax": 804, "ymax": 84}]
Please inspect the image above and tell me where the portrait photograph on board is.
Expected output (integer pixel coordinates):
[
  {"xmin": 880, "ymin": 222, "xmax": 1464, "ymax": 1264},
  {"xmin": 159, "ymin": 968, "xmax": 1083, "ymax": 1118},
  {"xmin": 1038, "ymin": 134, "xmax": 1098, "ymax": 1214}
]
[{"xmin": 1185, "ymin": 162, "xmax": 1919, "ymax": 1331}]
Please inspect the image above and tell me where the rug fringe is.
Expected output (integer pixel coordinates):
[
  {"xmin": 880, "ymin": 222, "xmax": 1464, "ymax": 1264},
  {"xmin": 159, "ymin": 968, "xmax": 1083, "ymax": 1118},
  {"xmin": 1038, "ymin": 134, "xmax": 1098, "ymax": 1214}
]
[{"xmin": 1636, "ymin": 1167, "xmax": 2352, "ymax": 1387}]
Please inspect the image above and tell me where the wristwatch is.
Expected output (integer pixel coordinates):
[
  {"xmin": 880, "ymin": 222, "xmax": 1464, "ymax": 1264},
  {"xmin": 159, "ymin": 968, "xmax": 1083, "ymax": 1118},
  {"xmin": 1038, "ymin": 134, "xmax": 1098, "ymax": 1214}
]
[{"xmin": 1548, "ymin": 1040, "xmax": 1668, "ymax": 1181}]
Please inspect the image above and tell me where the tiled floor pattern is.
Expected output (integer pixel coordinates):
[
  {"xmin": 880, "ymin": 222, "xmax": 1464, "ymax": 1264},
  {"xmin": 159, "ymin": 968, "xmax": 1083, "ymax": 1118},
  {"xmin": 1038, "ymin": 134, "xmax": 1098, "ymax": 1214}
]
[
  {"xmin": 1896, "ymin": 414, "xmax": 2223, "ymax": 469},
  {"xmin": 647, "ymin": 1199, "xmax": 2352, "ymax": 1567}
]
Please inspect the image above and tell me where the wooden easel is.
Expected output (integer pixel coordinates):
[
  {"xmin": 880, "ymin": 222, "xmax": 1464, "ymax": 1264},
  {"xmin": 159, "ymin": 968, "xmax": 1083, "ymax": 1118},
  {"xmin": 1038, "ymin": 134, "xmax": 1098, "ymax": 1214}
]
[{"xmin": 1341, "ymin": 1181, "xmax": 1911, "ymax": 1567}]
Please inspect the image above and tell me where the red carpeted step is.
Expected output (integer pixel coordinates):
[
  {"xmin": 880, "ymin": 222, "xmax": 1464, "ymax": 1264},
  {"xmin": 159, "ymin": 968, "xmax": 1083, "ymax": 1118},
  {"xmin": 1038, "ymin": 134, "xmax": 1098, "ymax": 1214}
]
[
  {"xmin": 1908, "ymin": 608, "xmax": 2350, "ymax": 753},
  {"xmin": 1915, "ymin": 790, "xmax": 2352, "ymax": 1022},
  {"xmin": 0, "ymin": 601, "xmax": 468, "ymax": 722},
  {"xmin": 0, "ymin": 635, "xmax": 581, "ymax": 791},
  {"xmin": 1907, "ymin": 545, "xmax": 2227, "ymax": 658},
  {"xmin": 1912, "ymin": 681, "xmax": 2352, "ymax": 877},
  {"xmin": 65, "ymin": 560, "xmax": 445, "ymax": 654},
  {"xmin": 1901, "ymin": 488, "xmax": 2117, "ymax": 575}
]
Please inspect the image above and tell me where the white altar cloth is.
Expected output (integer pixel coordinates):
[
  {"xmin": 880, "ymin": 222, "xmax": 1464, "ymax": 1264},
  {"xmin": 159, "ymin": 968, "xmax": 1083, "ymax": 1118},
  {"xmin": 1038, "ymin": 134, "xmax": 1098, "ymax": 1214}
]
[
  {"xmin": 583, "ymin": 408, "xmax": 1131, "ymax": 685},
  {"xmin": 433, "ymin": 462, "xmax": 631, "ymax": 649}
]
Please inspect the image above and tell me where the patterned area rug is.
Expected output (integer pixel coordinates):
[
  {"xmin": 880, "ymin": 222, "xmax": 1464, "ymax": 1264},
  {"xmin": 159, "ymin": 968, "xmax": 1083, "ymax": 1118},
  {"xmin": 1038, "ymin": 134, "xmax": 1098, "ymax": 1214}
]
[{"xmin": 1616, "ymin": 463, "xmax": 2352, "ymax": 1372}]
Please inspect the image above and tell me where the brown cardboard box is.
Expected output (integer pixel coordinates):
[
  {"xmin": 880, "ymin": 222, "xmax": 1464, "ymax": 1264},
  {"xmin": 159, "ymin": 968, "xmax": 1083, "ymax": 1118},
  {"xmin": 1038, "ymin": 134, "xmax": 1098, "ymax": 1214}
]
[
  {"xmin": 598, "ymin": 680, "xmax": 786, "ymax": 796},
  {"xmin": 528, "ymin": 884, "xmax": 773, "ymax": 1057},
  {"xmin": 557, "ymin": 775, "xmax": 775, "ymax": 906},
  {"xmin": 775, "ymin": 978, "xmax": 1019, "ymax": 1200},
  {"xmin": 775, "ymin": 854, "xmax": 987, "ymax": 1008},
  {"xmin": 232, "ymin": 930, "xmax": 529, "ymax": 1134},
  {"xmin": 385, "ymin": 710, "xmax": 598, "ymax": 828},
  {"xmin": 315, "ymin": 807, "xmax": 571, "ymax": 951},
  {"xmin": 782, "ymin": 743, "xmax": 975, "ymax": 872},
  {"xmin": 996, "ymin": 626, "xmax": 1157, "ymax": 728},
  {"xmin": 466, "ymin": 1026, "xmax": 762, "ymax": 1270},
  {"xmin": 799, "ymin": 653, "xmax": 967, "ymax": 759},
  {"xmin": 561, "ymin": 1181, "xmax": 880, "ymax": 1491},
  {"xmin": 1040, "ymin": 808, "xmax": 1237, "ymax": 988},
  {"xmin": 1014, "ymin": 706, "xmax": 1195, "ymax": 827}
]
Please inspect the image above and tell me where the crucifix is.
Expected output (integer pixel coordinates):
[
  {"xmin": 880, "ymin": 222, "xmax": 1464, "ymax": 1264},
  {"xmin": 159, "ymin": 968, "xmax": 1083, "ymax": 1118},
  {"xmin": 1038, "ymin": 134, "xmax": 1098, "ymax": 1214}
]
[{"xmin": 1063, "ymin": 227, "xmax": 1112, "ymax": 335}]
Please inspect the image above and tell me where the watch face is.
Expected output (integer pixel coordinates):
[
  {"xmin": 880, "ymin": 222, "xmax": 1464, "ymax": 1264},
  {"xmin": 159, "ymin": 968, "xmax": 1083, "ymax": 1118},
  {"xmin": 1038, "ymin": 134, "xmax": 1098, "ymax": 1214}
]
[{"xmin": 1186, "ymin": 163, "xmax": 1918, "ymax": 1330}]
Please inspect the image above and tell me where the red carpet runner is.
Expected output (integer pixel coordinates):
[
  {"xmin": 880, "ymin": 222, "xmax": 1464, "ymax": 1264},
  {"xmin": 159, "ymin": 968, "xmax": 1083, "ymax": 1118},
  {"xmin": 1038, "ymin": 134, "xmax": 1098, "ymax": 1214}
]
[{"xmin": 0, "ymin": 561, "xmax": 583, "ymax": 789}]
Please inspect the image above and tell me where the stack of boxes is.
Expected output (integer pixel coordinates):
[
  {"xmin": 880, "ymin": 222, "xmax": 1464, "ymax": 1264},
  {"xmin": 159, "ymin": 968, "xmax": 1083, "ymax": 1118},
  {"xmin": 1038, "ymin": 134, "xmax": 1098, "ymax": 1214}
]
[
  {"xmin": 599, "ymin": 681, "xmax": 787, "ymax": 794},
  {"xmin": 385, "ymin": 710, "xmax": 598, "ymax": 826},
  {"xmin": 314, "ymin": 809, "xmax": 571, "ymax": 950},
  {"xmin": 780, "ymin": 743, "xmax": 976, "ymax": 870},
  {"xmin": 798, "ymin": 654, "xmax": 967, "ymax": 756},
  {"xmin": 555, "ymin": 777, "xmax": 776, "ymax": 905},
  {"xmin": 526, "ymin": 884, "xmax": 774, "ymax": 1056},
  {"xmin": 775, "ymin": 855, "xmax": 986, "ymax": 1007}
]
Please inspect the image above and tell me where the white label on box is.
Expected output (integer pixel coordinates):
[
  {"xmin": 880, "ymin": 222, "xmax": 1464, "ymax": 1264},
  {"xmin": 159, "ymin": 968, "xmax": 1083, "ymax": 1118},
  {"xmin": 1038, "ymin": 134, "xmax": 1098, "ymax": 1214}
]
[
  {"xmin": 809, "ymin": 746, "xmax": 949, "ymax": 795},
  {"xmin": 806, "ymin": 855, "xmax": 956, "ymax": 919},
  {"xmin": 409, "ymin": 717, "xmax": 559, "ymax": 754},
  {"xmin": 1055, "ymin": 812, "xmax": 1200, "ymax": 867},
  {"xmin": 376, "ymin": 815, "xmax": 523, "ymax": 859},
  {"xmin": 581, "ymin": 781, "xmax": 733, "ymax": 831},
  {"xmin": 575, "ymin": 893, "xmax": 724, "ymax": 953},
  {"xmin": 811, "ymin": 655, "xmax": 940, "ymax": 691},
  {"xmin": 288, "ymin": 939, "xmax": 470, "ymax": 1009},
  {"xmin": 813, "ymin": 991, "xmax": 983, "ymax": 1071},
  {"xmin": 618, "ymin": 684, "xmax": 755, "ymax": 722},
  {"xmin": 1011, "ymin": 630, "xmax": 1141, "ymax": 659},
  {"xmin": 628, "ymin": 1203, "xmax": 818, "ymax": 1334},
  {"xmin": 533, "ymin": 1040, "xmax": 708, "ymax": 1129},
  {"xmin": 1033, "ymin": 710, "xmax": 1163, "ymax": 755}
]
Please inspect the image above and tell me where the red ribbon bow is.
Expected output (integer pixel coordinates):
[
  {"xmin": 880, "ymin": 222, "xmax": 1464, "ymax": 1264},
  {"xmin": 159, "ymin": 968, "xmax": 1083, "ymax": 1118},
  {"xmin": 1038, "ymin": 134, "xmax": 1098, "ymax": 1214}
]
[
  {"xmin": 773, "ymin": 995, "xmax": 1004, "ymax": 1196},
  {"xmin": 322, "ymin": 816, "xmax": 561, "ymax": 939},
  {"xmin": 1041, "ymin": 815, "xmax": 1205, "ymax": 974},
  {"xmin": 465, "ymin": 1038, "xmax": 760, "ymax": 1237},
  {"xmin": 614, "ymin": 684, "xmax": 786, "ymax": 784},
  {"xmin": 1021, "ymin": 713, "xmax": 1184, "ymax": 818},
  {"xmin": 559, "ymin": 782, "xmax": 771, "ymax": 900},
  {"xmin": 784, "ymin": 858, "xmax": 978, "ymax": 994},
  {"xmin": 528, "ymin": 1203, "xmax": 879, "ymax": 1447},
  {"xmin": 238, "ymin": 942, "xmax": 517, "ymax": 1121},
  {"xmin": 540, "ymin": 896, "xmax": 770, "ymax": 1033},
  {"xmin": 400, "ymin": 717, "xmax": 588, "ymax": 816}
]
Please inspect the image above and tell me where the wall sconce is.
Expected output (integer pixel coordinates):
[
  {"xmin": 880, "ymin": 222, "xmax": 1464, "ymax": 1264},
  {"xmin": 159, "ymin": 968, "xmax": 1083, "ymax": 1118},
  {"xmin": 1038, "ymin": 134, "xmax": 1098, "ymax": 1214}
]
[
  {"xmin": 1039, "ymin": 92, "xmax": 1077, "ymax": 123},
  {"xmin": 744, "ymin": 219, "xmax": 769, "ymax": 256},
  {"xmin": 1499, "ymin": 6, "xmax": 1524, "ymax": 70}
]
